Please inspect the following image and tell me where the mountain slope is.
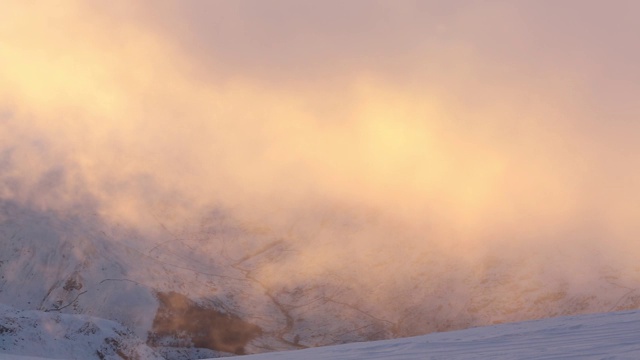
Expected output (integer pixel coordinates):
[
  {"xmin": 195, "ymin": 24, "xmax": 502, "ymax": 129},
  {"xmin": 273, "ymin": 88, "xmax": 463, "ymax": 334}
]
[
  {"xmin": 0, "ymin": 303, "xmax": 161, "ymax": 360},
  {"xmin": 2, "ymin": 197, "xmax": 640, "ymax": 358},
  {"xmin": 234, "ymin": 309, "xmax": 640, "ymax": 359}
]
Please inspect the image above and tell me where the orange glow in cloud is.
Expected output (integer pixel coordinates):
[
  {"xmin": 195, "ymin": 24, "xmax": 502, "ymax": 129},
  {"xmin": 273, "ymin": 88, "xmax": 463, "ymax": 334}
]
[{"xmin": 1, "ymin": 0, "xmax": 640, "ymax": 307}]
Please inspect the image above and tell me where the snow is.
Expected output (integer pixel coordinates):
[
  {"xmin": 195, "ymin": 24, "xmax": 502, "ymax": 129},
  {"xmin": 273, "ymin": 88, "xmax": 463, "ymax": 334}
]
[
  {"xmin": 231, "ymin": 310, "xmax": 640, "ymax": 360},
  {"xmin": 2, "ymin": 199, "xmax": 640, "ymax": 358},
  {"xmin": 1, "ymin": 304, "xmax": 640, "ymax": 359},
  {"xmin": 3, "ymin": 198, "xmax": 640, "ymax": 357},
  {"xmin": 0, "ymin": 303, "xmax": 162, "ymax": 360}
]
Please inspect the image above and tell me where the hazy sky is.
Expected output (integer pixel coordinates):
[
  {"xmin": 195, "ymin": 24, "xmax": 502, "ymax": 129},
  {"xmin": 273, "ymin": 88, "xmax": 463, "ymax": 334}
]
[{"xmin": 1, "ymin": 1, "xmax": 639, "ymax": 263}]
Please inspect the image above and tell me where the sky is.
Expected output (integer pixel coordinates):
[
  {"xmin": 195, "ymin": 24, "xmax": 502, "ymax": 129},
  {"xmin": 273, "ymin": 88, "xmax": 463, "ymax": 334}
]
[{"xmin": 1, "ymin": 0, "xmax": 640, "ymax": 327}]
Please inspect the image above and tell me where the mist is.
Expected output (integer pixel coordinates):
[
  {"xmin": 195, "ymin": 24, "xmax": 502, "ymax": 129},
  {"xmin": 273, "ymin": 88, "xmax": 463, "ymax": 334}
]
[{"xmin": 2, "ymin": 0, "xmax": 640, "ymax": 343}]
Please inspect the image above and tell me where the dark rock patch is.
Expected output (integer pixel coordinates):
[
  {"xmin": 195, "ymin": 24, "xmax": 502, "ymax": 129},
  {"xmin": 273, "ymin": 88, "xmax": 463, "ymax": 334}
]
[
  {"xmin": 63, "ymin": 274, "xmax": 83, "ymax": 291},
  {"xmin": 148, "ymin": 291, "xmax": 261, "ymax": 355}
]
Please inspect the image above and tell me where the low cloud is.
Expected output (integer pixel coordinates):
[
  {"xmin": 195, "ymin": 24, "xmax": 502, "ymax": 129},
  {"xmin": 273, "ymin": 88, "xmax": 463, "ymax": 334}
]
[{"xmin": 2, "ymin": 0, "xmax": 640, "ymax": 338}]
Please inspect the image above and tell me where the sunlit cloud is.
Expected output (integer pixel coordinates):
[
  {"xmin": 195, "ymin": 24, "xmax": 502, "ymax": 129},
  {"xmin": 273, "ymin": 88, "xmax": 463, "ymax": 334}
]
[{"xmin": 2, "ymin": 0, "xmax": 640, "ymax": 340}]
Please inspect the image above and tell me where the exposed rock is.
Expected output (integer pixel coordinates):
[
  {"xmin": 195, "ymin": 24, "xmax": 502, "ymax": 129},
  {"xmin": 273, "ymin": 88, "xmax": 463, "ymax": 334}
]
[{"xmin": 149, "ymin": 291, "xmax": 262, "ymax": 355}]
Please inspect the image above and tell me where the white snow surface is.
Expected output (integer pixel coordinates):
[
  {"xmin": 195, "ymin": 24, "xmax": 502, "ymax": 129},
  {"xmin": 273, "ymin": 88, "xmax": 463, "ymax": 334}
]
[
  {"xmin": 1, "ymin": 305, "xmax": 639, "ymax": 359},
  {"xmin": 232, "ymin": 310, "xmax": 640, "ymax": 360},
  {"xmin": 0, "ymin": 303, "xmax": 162, "ymax": 360},
  {"xmin": 0, "ymin": 303, "xmax": 229, "ymax": 360}
]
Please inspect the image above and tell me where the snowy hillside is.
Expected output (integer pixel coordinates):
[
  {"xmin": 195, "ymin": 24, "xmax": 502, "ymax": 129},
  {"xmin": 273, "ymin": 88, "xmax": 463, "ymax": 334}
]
[
  {"xmin": 234, "ymin": 310, "xmax": 640, "ymax": 359},
  {"xmin": 2, "ymin": 308, "xmax": 639, "ymax": 359},
  {"xmin": 0, "ymin": 303, "xmax": 231, "ymax": 360},
  {"xmin": 0, "ymin": 303, "xmax": 161, "ymax": 360},
  {"xmin": 2, "ymin": 197, "xmax": 640, "ymax": 358},
  {"xmin": 3, "ymin": 1, "xmax": 640, "ymax": 359}
]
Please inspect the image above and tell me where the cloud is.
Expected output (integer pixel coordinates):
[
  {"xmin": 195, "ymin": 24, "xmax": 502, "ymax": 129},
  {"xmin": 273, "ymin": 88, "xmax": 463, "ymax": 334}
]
[{"xmin": 2, "ymin": 0, "xmax": 640, "ymax": 336}]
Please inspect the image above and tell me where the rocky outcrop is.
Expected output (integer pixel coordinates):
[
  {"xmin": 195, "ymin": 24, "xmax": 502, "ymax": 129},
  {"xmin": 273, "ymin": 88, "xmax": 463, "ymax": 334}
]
[{"xmin": 149, "ymin": 291, "xmax": 262, "ymax": 355}]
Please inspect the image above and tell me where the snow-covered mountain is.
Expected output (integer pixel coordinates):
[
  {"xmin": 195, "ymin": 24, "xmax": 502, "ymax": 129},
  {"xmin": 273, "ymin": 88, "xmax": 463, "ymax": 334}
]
[
  {"xmin": 2, "ymin": 197, "xmax": 640, "ymax": 358},
  {"xmin": 233, "ymin": 309, "xmax": 640, "ymax": 359},
  {"xmin": 3, "ymin": 1, "xmax": 640, "ymax": 359},
  {"xmin": 0, "ymin": 302, "xmax": 233, "ymax": 360},
  {"xmin": 3, "ymin": 305, "xmax": 640, "ymax": 359},
  {"xmin": 0, "ymin": 303, "xmax": 162, "ymax": 360}
]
